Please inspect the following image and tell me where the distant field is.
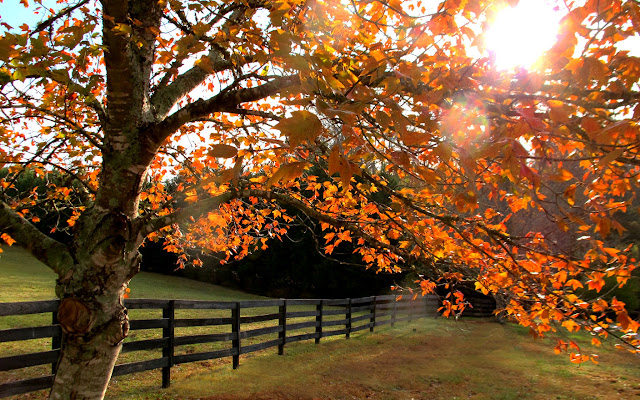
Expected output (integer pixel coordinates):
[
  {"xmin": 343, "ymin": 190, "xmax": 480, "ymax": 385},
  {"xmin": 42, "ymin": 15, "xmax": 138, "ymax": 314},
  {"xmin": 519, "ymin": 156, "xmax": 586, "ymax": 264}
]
[{"xmin": 1, "ymin": 245, "xmax": 640, "ymax": 400}]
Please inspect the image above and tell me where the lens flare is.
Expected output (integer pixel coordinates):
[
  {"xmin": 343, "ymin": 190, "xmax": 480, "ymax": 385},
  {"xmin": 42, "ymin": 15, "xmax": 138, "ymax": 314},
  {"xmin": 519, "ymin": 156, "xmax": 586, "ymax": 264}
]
[{"xmin": 485, "ymin": 0, "xmax": 563, "ymax": 70}]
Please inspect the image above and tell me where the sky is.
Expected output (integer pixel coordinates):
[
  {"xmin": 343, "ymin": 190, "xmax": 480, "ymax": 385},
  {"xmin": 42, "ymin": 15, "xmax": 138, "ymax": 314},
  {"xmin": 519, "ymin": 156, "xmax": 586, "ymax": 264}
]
[{"xmin": 0, "ymin": 0, "xmax": 59, "ymax": 31}]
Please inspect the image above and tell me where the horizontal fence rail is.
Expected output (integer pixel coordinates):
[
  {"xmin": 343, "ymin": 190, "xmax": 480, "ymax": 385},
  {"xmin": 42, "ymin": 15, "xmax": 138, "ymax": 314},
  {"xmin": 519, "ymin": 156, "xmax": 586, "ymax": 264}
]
[{"xmin": 0, "ymin": 295, "xmax": 441, "ymax": 398}]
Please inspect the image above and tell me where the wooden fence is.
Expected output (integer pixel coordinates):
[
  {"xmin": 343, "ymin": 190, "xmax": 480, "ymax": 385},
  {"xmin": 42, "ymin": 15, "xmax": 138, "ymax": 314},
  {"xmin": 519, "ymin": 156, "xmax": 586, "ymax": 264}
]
[{"xmin": 0, "ymin": 295, "xmax": 439, "ymax": 398}]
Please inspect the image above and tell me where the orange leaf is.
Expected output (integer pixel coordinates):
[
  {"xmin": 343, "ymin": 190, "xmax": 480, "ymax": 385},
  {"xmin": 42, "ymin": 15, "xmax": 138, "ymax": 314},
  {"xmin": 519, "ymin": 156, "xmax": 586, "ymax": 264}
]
[
  {"xmin": 566, "ymin": 279, "xmax": 583, "ymax": 290},
  {"xmin": 562, "ymin": 319, "xmax": 580, "ymax": 332},
  {"xmin": 616, "ymin": 312, "xmax": 632, "ymax": 331},
  {"xmin": 1, "ymin": 233, "xmax": 16, "ymax": 246},
  {"xmin": 267, "ymin": 162, "xmax": 307, "ymax": 188}
]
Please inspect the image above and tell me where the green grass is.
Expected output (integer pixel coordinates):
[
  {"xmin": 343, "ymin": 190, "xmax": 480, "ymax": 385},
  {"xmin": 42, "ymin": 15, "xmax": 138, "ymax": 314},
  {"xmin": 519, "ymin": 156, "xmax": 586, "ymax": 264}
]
[
  {"xmin": 0, "ymin": 245, "xmax": 265, "ymax": 303},
  {"xmin": 2, "ymin": 246, "xmax": 640, "ymax": 400},
  {"xmin": 0, "ymin": 245, "xmax": 58, "ymax": 302}
]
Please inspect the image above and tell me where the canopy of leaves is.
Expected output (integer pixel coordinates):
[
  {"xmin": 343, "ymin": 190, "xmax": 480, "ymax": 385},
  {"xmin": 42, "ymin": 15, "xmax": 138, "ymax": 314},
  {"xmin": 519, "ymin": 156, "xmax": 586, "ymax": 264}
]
[{"xmin": 0, "ymin": 0, "xmax": 639, "ymax": 363}]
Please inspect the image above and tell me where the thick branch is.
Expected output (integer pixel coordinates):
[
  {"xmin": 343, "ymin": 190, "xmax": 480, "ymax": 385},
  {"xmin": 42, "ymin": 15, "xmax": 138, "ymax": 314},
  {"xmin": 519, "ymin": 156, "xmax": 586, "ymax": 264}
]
[
  {"xmin": 0, "ymin": 202, "xmax": 74, "ymax": 276},
  {"xmin": 148, "ymin": 75, "xmax": 300, "ymax": 144},
  {"xmin": 150, "ymin": 46, "xmax": 235, "ymax": 120},
  {"xmin": 102, "ymin": 0, "xmax": 163, "ymax": 131}
]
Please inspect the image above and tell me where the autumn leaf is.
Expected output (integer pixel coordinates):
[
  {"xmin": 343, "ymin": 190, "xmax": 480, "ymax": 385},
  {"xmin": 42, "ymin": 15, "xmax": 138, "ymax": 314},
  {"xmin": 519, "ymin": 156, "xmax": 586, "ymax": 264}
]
[
  {"xmin": 597, "ymin": 148, "xmax": 625, "ymax": 168},
  {"xmin": 274, "ymin": 111, "xmax": 323, "ymax": 148},
  {"xmin": 562, "ymin": 320, "xmax": 580, "ymax": 332},
  {"xmin": 208, "ymin": 144, "xmax": 238, "ymax": 158},
  {"xmin": 266, "ymin": 162, "xmax": 308, "ymax": 188},
  {"xmin": 434, "ymin": 142, "xmax": 453, "ymax": 162},
  {"xmin": 1, "ymin": 233, "xmax": 16, "ymax": 246}
]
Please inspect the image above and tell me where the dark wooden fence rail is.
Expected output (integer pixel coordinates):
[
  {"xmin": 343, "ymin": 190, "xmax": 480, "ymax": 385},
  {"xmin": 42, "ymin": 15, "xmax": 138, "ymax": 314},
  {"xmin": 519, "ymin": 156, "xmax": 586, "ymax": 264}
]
[{"xmin": 0, "ymin": 295, "xmax": 439, "ymax": 398}]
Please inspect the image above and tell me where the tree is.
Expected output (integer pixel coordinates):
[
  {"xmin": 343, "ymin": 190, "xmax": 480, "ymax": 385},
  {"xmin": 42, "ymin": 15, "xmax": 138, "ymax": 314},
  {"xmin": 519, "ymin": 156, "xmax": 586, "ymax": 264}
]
[{"xmin": 0, "ymin": 0, "xmax": 639, "ymax": 398}]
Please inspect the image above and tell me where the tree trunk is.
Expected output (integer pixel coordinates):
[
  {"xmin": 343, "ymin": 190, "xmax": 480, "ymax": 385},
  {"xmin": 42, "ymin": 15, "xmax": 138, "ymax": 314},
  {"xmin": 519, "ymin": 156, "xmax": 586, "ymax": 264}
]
[
  {"xmin": 49, "ymin": 265, "xmax": 133, "ymax": 399},
  {"xmin": 49, "ymin": 327, "xmax": 124, "ymax": 400},
  {"xmin": 494, "ymin": 293, "xmax": 508, "ymax": 324},
  {"xmin": 48, "ymin": 209, "xmax": 140, "ymax": 399}
]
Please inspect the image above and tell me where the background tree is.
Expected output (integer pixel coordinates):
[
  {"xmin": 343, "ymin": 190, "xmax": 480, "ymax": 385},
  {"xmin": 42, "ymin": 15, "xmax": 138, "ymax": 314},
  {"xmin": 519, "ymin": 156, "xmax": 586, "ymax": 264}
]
[{"xmin": 0, "ymin": 0, "xmax": 639, "ymax": 398}]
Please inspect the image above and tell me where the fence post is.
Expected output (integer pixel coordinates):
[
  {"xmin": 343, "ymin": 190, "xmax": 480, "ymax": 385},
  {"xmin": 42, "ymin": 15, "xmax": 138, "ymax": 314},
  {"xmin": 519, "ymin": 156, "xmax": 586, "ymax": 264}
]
[
  {"xmin": 278, "ymin": 299, "xmax": 286, "ymax": 355},
  {"xmin": 423, "ymin": 296, "xmax": 429, "ymax": 318},
  {"xmin": 232, "ymin": 302, "xmax": 241, "ymax": 369},
  {"xmin": 346, "ymin": 298, "xmax": 352, "ymax": 339},
  {"xmin": 161, "ymin": 300, "xmax": 175, "ymax": 388},
  {"xmin": 391, "ymin": 298, "xmax": 397, "ymax": 327},
  {"xmin": 409, "ymin": 297, "xmax": 413, "ymax": 323},
  {"xmin": 51, "ymin": 309, "xmax": 60, "ymax": 375},
  {"xmin": 315, "ymin": 299, "xmax": 323, "ymax": 344},
  {"xmin": 370, "ymin": 296, "xmax": 376, "ymax": 332}
]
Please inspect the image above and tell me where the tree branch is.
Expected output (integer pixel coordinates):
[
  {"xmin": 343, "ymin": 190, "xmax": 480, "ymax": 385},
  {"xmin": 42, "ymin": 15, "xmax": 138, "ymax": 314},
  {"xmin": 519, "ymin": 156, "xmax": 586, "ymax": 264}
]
[
  {"xmin": 0, "ymin": 103, "xmax": 104, "ymax": 150},
  {"xmin": 223, "ymin": 108, "xmax": 282, "ymax": 120},
  {"xmin": 33, "ymin": 0, "xmax": 90, "ymax": 33},
  {"xmin": 150, "ymin": 46, "xmax": 235, "ymax": 120},
  {"xmin": 147, "ymin": 74, "xmax": 300, "ymax": 144},
  {"xmin": 0, "ymin": 202, "xmax": 74, "ymax": 276}
]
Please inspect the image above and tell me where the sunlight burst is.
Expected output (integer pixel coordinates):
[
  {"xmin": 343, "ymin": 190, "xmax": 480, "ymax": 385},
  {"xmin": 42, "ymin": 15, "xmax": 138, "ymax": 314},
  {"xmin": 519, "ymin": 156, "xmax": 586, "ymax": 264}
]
[{"xmin": 485, "ymin": 0, "xmax": 563, "ymax": 70}]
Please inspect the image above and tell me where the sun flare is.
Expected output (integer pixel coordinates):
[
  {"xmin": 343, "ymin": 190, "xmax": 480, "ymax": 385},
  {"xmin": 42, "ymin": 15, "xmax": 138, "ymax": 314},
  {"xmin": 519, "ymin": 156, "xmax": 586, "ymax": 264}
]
[{"xmin": 485, "ymin": 0, "xmax": 563, "ymax": 70}]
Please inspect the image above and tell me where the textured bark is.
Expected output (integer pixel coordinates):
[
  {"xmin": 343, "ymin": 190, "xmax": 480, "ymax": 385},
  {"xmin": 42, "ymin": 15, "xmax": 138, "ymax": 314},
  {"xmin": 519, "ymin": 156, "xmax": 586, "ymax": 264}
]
[
  {"xmin": 49, "ymin": 306, "xmax": 127, "ymax": 400},
  {"xmin": 48, "ymin": 207, "xmax": 140, "ymax": 399}
]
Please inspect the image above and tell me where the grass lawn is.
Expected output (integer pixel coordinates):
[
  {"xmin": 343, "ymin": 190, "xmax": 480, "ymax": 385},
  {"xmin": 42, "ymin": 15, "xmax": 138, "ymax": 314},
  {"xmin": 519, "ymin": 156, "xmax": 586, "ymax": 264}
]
[
  {"xmin": 2, "ymin": 246, "xmax": 640, "ymax": 400},
  {"xmin": 0, "ymin": 245, "xmax": 265, "ymax": 302},
  {"xmin": 153, "ymin": 319, "xmax": 640, "ymax": 400}
]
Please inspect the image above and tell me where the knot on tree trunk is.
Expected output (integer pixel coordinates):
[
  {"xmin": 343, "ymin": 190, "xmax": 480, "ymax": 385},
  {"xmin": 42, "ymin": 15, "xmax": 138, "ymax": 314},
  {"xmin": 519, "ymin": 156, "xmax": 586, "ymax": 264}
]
[
  {"xmin": 105, "ymin": 310, "xmax": 130, "ymax": 345},
  {"xmin": 58, "ymin": 297, "xmax": 96, "ymax": 335}
]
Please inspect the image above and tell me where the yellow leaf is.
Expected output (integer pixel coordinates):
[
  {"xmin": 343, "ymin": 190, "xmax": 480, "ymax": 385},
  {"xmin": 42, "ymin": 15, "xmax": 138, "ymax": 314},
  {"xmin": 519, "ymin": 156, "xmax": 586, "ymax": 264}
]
[{"xmin": 113, "ymin": 23, "xmax": 132, "ymax": 36}]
